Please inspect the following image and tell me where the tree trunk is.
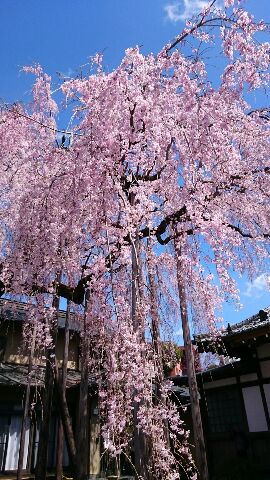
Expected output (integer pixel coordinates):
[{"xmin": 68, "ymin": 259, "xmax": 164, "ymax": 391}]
[
  {"xmin": 76, "ymin": 290, "xmax": 90, "ymax": 480},
  {"xmin": 147, "ymin": 241, "xmax": 170, "ymax": 456},
  {"xmin": 35, "ymin": 350, "xmax": 55, "ymax": 480},
  {"xmin": 131, "ymin": 237, "xmax": 147, "ymax": 479},
  {"xmin": 56, "ymin": 420, "xmax": 64, "ymax": 480},
  {"xmin": 17, "ymin": 325, "xmax": 37, "ymax": 480},
  {"xmin": 147, "ymin": 240, "xmax": 162, "ymax": 378},
  {"xmin": 55, "ymin": 376, "xmax": 77, "ymax": 468},
  {"xmin": 35, "ymin": 295, "xmax": 60, "ymax": 480},
  {"xmin": 56, "ymin": 300, "xmax": 73, "ymax": 480},
  {"xmin": 174, "ymin": 239, "xmax": 209, "ymax": 480}
]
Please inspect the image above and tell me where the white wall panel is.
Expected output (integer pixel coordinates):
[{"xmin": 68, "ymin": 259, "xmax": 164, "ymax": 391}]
[
  {"xmin": 263, "ymin": 383, "xmax": 270, "ymax": 417},
  {"xmin": 5, "ymin": 416, "xmax": 30, "ymax": 470},
  {"xmin": 242, "ymin": 386, "xmax": 268, "ymax": 432}
]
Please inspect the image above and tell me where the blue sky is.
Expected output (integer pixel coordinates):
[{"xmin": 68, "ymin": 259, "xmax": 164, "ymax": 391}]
[{"xmin": 1, "ymin": 0, "xmax": 270, "ymax": 326}]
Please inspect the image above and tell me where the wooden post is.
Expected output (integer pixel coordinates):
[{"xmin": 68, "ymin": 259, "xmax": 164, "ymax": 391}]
[
  {"xmin": 35, "ymin": 294, "xmax": 60, "ymax": 480},
  {"xmin": 55, "ymin": 376, "xmax": 77, "ymax": 468},
  {"xmin": 56, "ymin": 300, "xmax": 71, "ymax": 480},
  {"xmin": 147, "ymin": 239, "xmax": 171, "ymax": 456},
  {"xmin": 131, "ymin": 236, "xmax": 147, "ymax": 479},
  {"xmin": 17, "ymin": 324, "xmax": 37, "ymax": 480},
  {"xmin": 56, "ymin": 420, "xmax": 64, "ymax": 480},
  {"xmin": 147, "ymin": 239, "xmax": 162, "ymax": 374},
  {"xmin": 76, "ymin": 290, "xmax": 90, "ymax": 480},
  {"xmin": 174, "ymin": 238, "xmax": 209, "ymax": 480},
  {"xmin": 35, "ymin": 346, "xmax": 55, "ymax": 480}
]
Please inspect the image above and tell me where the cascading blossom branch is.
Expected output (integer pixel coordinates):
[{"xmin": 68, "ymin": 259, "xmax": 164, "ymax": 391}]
[
  {"xmin": 97, "ymin": 319, "xmax": 195, "ymax": 479},
  {"xmin": 0, "ymin": 0, "xmax": 270, "ymax": 478}
]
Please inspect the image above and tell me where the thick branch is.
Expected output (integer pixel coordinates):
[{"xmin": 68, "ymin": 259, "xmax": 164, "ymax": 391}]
[
  {"xmin": 164, "ymin": 1, "xmax": 219, "ymax": 54},
  {"xmin": 138, "ymin": 205, "xmax": 188, "ymax": 244},
  {"xmin": 227, "ymin": 223, "xmax": 270, "ymax": 239}
]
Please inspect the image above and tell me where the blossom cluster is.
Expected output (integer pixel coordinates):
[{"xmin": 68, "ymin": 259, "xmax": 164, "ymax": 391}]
[{"xmin": 0, "ymin": 0, "xmax": 270, "ymax": 477}]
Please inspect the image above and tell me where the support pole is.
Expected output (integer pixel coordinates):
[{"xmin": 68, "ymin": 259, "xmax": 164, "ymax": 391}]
[
  {"xmin": 56, "ymin": 300, "xmax": 73, "ymax": 480},
  {"xmin": 131, "ymin": 237, "xmax": 147, "ymax": 479},
  {"xmin": 17, "ymin": 325, "xmax": 37, "ymax": 480},
  {"xmin": 35, "ymin": 294, "xmax": 60, "ymax": 480},
  {"xmin": 76, "ymin": 290, "xmax": 90, "ymax": 480},
  {"xmin": 174, "ymin": 239, "xmax": 209, "ymax": 480}
]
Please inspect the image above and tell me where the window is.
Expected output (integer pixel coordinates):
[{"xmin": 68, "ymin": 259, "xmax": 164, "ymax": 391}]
[
  {"xmin": 0, "ymin": 415, "xmax": 30, "ymax": 472},
  {"xmin": 0, "ymin": 416, "xmax": 9, "ymax": 471},
  {"xmin": 263, "ymin": 383, "xmax": 270, "ymax": 417},
  {"xmin": 0, "ymin": 337, "xmax": 6, "ymax": 362},
  {"xmin": 242, "ymin": 386, "xmax": 268, "ymax": 432},
  {"xmin": 206, "ymin": 387, "xmax": 244, "ymax": 433},
  {"xmin": 4, "ymin": 416, "xmax": 30, "ymax": 470}
]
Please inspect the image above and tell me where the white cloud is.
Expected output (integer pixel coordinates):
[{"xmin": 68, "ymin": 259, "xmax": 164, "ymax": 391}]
[
  {"xmin": 175, "ymin": 327, "xmax": 183, "ymax": 336},
  {"xmin": 243, "ymin": 274, "xmax": 270, "ymax": 298},
  {"xmin": 164, "ymin": 0, "xmax": 222, "ymax": 23}
]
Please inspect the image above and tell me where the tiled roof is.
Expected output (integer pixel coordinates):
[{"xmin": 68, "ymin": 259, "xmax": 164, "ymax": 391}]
[
  {"xmin": 224, "ymin": 307, "xmax": 270, "ymax": 336},
  {"xmin": 0, "ymin": 298, "xmax": 82, "ymax": 332},
  {"xmin": 195, "ymin": 307, "xmax": 270, "ymax": 346},
  {"xmin": 0, "ymin": 362, "xmax": 97, "ymax": 388}
]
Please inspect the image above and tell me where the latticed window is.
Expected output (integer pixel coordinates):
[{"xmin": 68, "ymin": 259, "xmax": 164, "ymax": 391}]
[
  {"xmin": 205, "ymin": 387, "xmax": 245, "ymax": 433},
  {"xmin": 0, "ymin": 416, "xmax": 8, "ymax": 471},
  {"xmin": 0, "ymin": 337, "xmax": 6, "ymax": 362}
]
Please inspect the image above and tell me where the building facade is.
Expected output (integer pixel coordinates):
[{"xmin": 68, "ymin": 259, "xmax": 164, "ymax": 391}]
[
  {"xmin": 0, "ymin": 299, "xmax": 101, "ymax": 477},
  {"xmin": 173, "ymin": 308, "xmax": 270, "ymax": 479}
]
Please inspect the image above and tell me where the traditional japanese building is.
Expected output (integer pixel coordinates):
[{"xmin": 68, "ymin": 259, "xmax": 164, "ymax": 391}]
[
  {"xmin": 0, "ymin": 299, "xmax": 101, "ymax": 477},
  {"xmin": 4, "ymin": 296, "xmax": 270, "ymax": 479},
  {"xmin": 173, "ymin": 307, "xmax": 270, "ymax": 479}
]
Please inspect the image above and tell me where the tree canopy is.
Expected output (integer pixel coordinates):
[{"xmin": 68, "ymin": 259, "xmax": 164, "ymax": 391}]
[{"xmin": 0, "ymin": 1, "xmax": 270, "ymax": 478}]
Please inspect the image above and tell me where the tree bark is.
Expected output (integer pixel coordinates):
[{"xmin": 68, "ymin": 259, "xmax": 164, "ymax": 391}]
[
  {"xmin": 76, "ymin": 290, "xmax": 90, "ymax": 480},
  {"xmin": 17, "ymin": 325, "xmax": 37, "ymax": 480},
  {"xmin": 35, "ymin": 350, "xmax": 55, "ymax": 480},
  {"xmin": 56, "ymin": 420, "xmax": 64, "ymax": 480},
  {"xmin": 131, "ymin": 237, "xmax": 147, "ymax": 479},
  {"xmin": 35, "ymin": 295, "xmax": 60, "ymax": 480},
  {"xmin": 147, "ymin": 240, "xmax": 162, "ymax": 377},
  {"xmin": 56, "ymin": 300, "xmax": 72, "ymax": 480},
  {"xmin": 147, "ymin": 241, "xmax": 171, "ymax": 457},
  {"xmin": 55, "ymin": 376, "xmax": 77, "ymax": 468},
  {"xmin": 174, "ymin": 239, "xmax": 209, "ymax": 480}
]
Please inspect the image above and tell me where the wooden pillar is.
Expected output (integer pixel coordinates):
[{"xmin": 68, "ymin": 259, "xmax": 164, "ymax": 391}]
[
  {"xmin": 35, "ymin": 294, "xmax": 59, "ymax": 480},
  {"xmin": 56, "ymin": 301, "xmax": 72, "ymax": 480},
  {"xmin": 174, "ymin": 239, "xmax": 209, "ymax": 480},
  {"xmin": 131, "ymin": 236, "xmax": 147, "ymax": 479},
  {"xmin": 254, "ymin": 346, "xmax": 270, "ymax": 429},
  {"xmin": 76, "ymin": 290, "xmax": 90, "ymax": 480},
  {"xmin": 54, "ymin": 303, "xmax": 76, "ymax": 469},
  {"xmin": 17, "ymin": 325, "xmax": 37, "ymax": 480},
  {"xmin": 89, "ymin": 396, "xmax": 101, "ymax": 476}
]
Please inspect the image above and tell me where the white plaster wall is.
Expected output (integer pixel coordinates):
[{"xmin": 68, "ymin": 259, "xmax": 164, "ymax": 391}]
[{"xmin": 242, "ymin": 386, "xmax": 268, "ymax": 432}]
